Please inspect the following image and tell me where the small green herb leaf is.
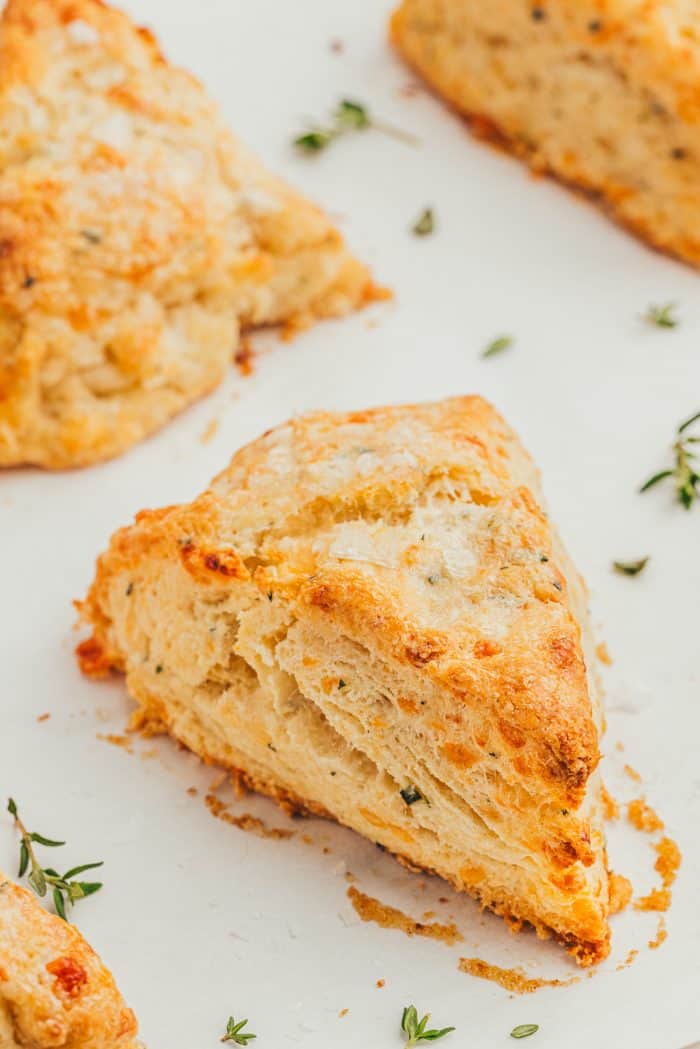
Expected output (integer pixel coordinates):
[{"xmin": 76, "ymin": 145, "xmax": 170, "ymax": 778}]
[
  {"xmin": 482, "ymin": 335, "xmax": 514, "ymax": 358},
  {"xmin": 221, "ymin": 1015, "xmax": 256, "ymax": 1044},
  {"xmin": 53, "ymin": 886, "xmax": 67, "ymax": 920},
  {"xmin": 644, "ymin": 302, "xmax": 678, "ymax": 328},
  {"xmin": 412, "ymin": 208, "xmax": 434, "ymax": 236},
  {"xmin": 401, "ymin": 1005, "xmax": 455, "ymax": 1047},
  {"xmin": 30, "ymin": 832, "xmax": 66, "ymax": 848},
  {"xmin": 511, "ymin": 1024, "xmax": 539, "ymax": 1039},
  {"xmin": 613, "ymin": 557, "xmax": 649, "ymax": 577}
]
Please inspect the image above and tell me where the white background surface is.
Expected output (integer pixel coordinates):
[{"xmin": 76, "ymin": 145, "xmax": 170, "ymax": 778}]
[{"xmin": 2, "ymin": 1, "xmax": 699, "ymax": 1046}]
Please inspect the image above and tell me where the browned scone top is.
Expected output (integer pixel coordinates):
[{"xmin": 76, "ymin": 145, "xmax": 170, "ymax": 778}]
[
  {"xmin": 0, "ymin": 872, "xmax": 138, "ymax": 1047},
  {"xmin": 391, "ymin": 0, "xmax": 700, "ymax": 267},
  {"xmin": 0, "ymin": 0, "xmax": 373, "ymax": 468},
  {"xmin": 79, "ymin": 396, "xmax": 611, "ymax": 965}
]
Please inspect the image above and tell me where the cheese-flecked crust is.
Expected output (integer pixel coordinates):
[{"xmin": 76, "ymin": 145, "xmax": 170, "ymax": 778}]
[
  {"xmin": 0, "ymin": 873, "xmax": 138, "ymax": 1048},
  {"xmin": 0, "ymin": 0, "xmax": 373, "ymax": 469},
  {"xmin": 78, "ymin": 396, "xmax": 611, "ymax": 965},
  {"xmin": 391, "ymin": 0, "xmax": 700, "ymax": 267}
]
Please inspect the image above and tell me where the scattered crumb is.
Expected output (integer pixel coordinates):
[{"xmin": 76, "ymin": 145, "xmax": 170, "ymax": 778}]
[
  {"xmin": 596, "ymin": 641, "xmax": 613, "ymax": 666},
  {"xmin": 208, "ymin": 771, "xmax": 229, "ymax": 793},
  {"xmin": 627, "ymin": 799, "xmax": 664, "ymax": 833},
  {"xmin": 200, "ymin": 417, "xmax": 219, "ymax": 444},
  {"xmin": 648, "ymin": 917, "xmax": 667, "ymax": 950},
  {"xmin": 329, "ymin": 37, "xmax": 344, "ymax": 53},
  {"xmin": 422, "ymin": 910, "xmax": 436, "ymax": 921},
  {"xmin": 127, "ymin": 706, "xmax": 167, "ymax": 738},
  {"xmin": 616, "ymin": 948, "xmax": 639, "ymax": 971},
  {"xmin": 234, "ymin": 336, "xmax": 255, "ymax": 376},
  {"xmin": 205, "ymin": 794, "xmax": 294, "ymax": 840},
  {"xmin": 601, "ymin": 785, "xmax": 619, "ymax": 821},
  {"xmin": 37, "ymin": 712, "xmax": 50, "ymax": 723},
  {"xmin": 655, "ymin": 836, "xmax": 681, "ymax": 889},
  {"xmin": 623, "ymin": 764, "xmax": 642, "ymax": 783},
  {"xmin": 347, "ymin": 886, "xmax": 462, "ymax": 945},
  {"xmin": 608, "ymin": 872, "xmax": 633, "ymax": 915},
  {"xmin": 458, "ymin": 958, "xmax": 577, "ymax": 993},
  {"xmin": 438, "ymin": 896, "xmax": 449, "ymax": 904},
  {"xmin": 634, "ymin": 887, "xmax": 671, "ymax": 912},
  {"xmin": 322, "ymin": 846, "xmax": 331, "ymax": 855},
  {"xmin": 97, "ymin": 733, "xmax": 133, "ymax": 754},
  {"xmin": 301, "ymin": 834, "xmax": 314, "ymax": 846},
  {"xmin": 376, "ymin": 979, "xmax": 385, "ymax": 988},
  {"xmin": 399, "ymin": 81, "xmax": 421, "ymax": 98},
  {"xmin": 615, "ymin": 741, "xmax": 624, "ymax": 752},
  {"xmin": 187, "ymin": 787, "xmax": 198, "ymax": 798},
  {"xmin": 338, "ymin": 1009, "xmax": 349, "ymax": 1018},
  {"xmin": 344, "ymin": 871, "xmax": 357, "ymax": 884}
]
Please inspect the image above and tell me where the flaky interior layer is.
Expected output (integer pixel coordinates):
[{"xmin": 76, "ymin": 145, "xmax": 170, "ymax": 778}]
[
  {"xmin": 101, "ymin": 557, "xmax": 608, "ymax": 964},
  {"xmin": 392, "ymin": 0, "xmax": 700, "ymax": 264}
]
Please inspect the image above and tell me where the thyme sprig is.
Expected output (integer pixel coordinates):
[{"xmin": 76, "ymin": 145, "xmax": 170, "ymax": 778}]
[
  {"xmin": 7, "ymin": 798, "xmax": 103, "ymax": 921},
  {"xmin": 400, "ymin": 1005, "xmax": 455, "ymax": 1047},
  {"xmin": 221, "ymin": 1016, "xmax": 256, "ymax": 1044},
  {"xmin": 644, "ymin": 302, "xmax": 678, "ymax": 328},
  {"xmin": 640, "ymin": 410, "xmax": 700, "ymax": 509},
  {"xmin": 294, "ymin": 99, "xmax": 417, "ymax": 153}
]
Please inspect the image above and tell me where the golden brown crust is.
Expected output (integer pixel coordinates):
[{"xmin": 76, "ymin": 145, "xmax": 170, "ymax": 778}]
[
  {"xmin": 0, "ymin": 0, "xmax": 372, "ymax": 468},
  {"xmin": 391, "ymin": 0, "xmax": 700, "ymax": 268},
  {"xmin": 0, "ymin": 872, "xmax": 138, "ymax": 1048},
  {"xmin": 78, "ymin": 395, "xmax": 610, "ymax": 965}
]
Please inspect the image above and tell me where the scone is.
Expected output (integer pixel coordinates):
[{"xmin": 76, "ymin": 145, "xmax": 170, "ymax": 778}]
[
  {"xmin": 78, "ymin": 396, "xmax": 611, "ymax": 966},
  {"xmin": 0, "ymin": 871, "xmax": 138, "ymax": 1047},
  {"xmin": 391, "ymin": 0, "xmax": 700, "ymax": 266},
  {"xmin": 0, "ymin": 0, "xmax": 374, "ymax": 469}
]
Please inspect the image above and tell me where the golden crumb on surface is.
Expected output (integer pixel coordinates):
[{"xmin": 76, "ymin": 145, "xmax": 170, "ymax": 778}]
[
  {"xmin": 347, "ymin": 886, "xmax": 462, "ymax": 946},
  {"xmin": 648, "ymin": 918, "xmax": 667, "ymax": 950},
  {"xmin": 36, "ymin": 712, "xmax": 50, "ymax": 723},
  {"xmin": 205, "ymin": 794, "xmax": 294, "ymax": 841},
  {"xmin": 616, "ymin": 948, "xmax": 639, "ymax": 971},
  {"xmin": 201, "ymin": 418, "xmax": 220, "ymax": 444},
  {"xmin": 608, "ymin": 872, "xmax": 633, "ymax": 915},
  {"xmin": 457, "ymin": 957, "xmax": 577, "ymax": 994},
  {"xmin": 623, "ymin": 764, "xmax": 642, "ymax": 783},
  {"xmin": 97, "ymin": 733, "xmax": 133, "ymax": 753},
  {"xmin": 627, "ymin": 799, "xmax": 664, "ymax": 833},
  {"xmin": 595, "ymin": 642, "xmax": 613, "ymax": 666},
  {"xmin": 601, "ymin": 785, "xmax": 619, "ymax": 821}
]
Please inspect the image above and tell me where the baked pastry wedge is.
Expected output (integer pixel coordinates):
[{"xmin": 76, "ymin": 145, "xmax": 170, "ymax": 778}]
[
  {"xmin": 0, "ymin": 0, "xmax": 374, "ymax": 469},
  {"xmin": 0, "ymin": 871, "xmax": 138, "ymax": 1047},
  {"xmin": 78, "ymin": 396, "xmax": 611, "ymax": 965},
  {"xmin": 391, "ymin": 0, "xmax": 700, "ymax": 267}
]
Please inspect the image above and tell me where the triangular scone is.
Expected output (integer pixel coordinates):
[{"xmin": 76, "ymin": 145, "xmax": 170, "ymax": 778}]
[
  {"xmin": 78, "ymin": 396, "xmax": 610, "ymax": 965},
  {"xmin": 0, "ymin": 0, "xmax": 374, "ymax": 468},
  {"xmin": 0, "ymin": 871, "xmax": 138, "ymax": 1047},
  {"xmin": 391, "ymin": 0, "xmax": 700, "ymax": 267}
]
